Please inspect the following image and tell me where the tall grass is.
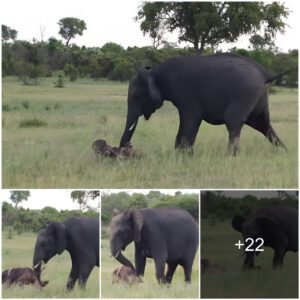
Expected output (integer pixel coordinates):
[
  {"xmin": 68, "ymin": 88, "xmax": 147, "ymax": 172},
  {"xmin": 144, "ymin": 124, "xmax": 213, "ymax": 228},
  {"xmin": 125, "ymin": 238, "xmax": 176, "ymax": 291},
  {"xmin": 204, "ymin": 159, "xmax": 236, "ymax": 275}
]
[
  {"xmin": 201, "ymin": 219, "xmax": 298, "ymax": 298},
  {"xmin": 2, "ymin": 230, "xmax": 99, "ymax": 298},
  {"xmin": 101, "ymin": 238, "xmax": 199, "ymax": 298},
  {"xmin": 2, "ymin": 77, "xmax": 297, "ymax": 188}
]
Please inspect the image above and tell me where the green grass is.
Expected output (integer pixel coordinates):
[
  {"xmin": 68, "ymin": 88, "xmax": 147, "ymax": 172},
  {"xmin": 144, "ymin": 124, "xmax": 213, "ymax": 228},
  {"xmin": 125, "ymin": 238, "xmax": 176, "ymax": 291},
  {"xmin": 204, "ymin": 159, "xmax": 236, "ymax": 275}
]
[
  {"xmin": 2, "ymin": 77, "xmax": 298, "ymax": 188},
  {"xmin": 101, "ymin": 238, "xmax": 199, "ymax": 298},
  {"xmin": 201, "ymin": 220, "xmax": 298, "ymax": 298},
  {"xmin": 2, "ymin": 230, "xmax": 99, "ymax": 298}
]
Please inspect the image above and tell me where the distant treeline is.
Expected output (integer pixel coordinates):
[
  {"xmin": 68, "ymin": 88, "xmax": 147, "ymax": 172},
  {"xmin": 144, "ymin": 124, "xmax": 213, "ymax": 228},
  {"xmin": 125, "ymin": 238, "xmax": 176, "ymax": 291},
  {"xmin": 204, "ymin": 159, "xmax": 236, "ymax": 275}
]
[
  {"xmin": 101, "ymin": 191, "xmax": 199, "ymax": 224},
  {"xmin": 2, "ymin": 39, "xmax": 298, "ymax": 86},
  {"xmin": 2, "ymin": 201, "xmax": 99, "ymax": 234},
  {"xmin": 201, "ymin": 191, "xmax": 298, "ymax": 221}
]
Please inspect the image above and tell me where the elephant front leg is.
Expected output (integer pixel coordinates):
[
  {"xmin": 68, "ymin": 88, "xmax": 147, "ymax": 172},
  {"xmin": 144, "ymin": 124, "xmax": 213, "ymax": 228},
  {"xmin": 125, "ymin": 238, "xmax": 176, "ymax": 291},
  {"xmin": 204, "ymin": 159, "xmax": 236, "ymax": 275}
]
[
  {"xmin": 153, "ymin": 257, "xmax": 167, "ymax": 284},
  {"xmin": 67, "ymin": 262, "xmax": 79, "ymax": 290},
  {"xmin": 135, "ymin": 248, "xmax": 146, "ymax": 276},
  {"xmin": 175, "ymin": 110, "xmax": 202, "ymax": 150}
]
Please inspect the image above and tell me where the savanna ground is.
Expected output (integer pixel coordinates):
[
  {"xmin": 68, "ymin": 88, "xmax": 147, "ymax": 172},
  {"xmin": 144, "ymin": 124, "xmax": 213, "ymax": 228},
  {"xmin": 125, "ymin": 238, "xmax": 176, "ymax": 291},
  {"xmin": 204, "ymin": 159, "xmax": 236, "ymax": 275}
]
[
  {"xmin": 2, "ymin": 230, "xmax": 99, "ymax": 298},
  {"xmin": 2, "ymin": 77, "xmax": 298, "ymax": 188},
  {"xmin": 101, "ymin": 237, "xmax": 199, "ymax": 298},
  {"xmin": 201, "ymin": 219, "xmax": 298, "ymax": 298}
]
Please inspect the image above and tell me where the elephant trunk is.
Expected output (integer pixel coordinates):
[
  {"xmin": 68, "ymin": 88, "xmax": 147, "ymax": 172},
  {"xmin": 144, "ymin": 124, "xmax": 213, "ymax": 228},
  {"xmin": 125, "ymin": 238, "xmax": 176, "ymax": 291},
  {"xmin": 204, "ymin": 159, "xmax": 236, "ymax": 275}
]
[
  {"xmin": 120, "ymin": 108, "xmax": 139, "ymax": 147},
  {"xmin": 33, "ymin": 260, "xmax": 42, "ymax": 281},
  {"xmin": 110, "ymin": 241, "xmax": 135, "ymax": 271},
  {"xmin": 33, "ymin": 249, "xmax": 43, "ymax": 281},
  {"xmin": 114, "ymin": 251, "xmax": 135, "ymax": 271}
]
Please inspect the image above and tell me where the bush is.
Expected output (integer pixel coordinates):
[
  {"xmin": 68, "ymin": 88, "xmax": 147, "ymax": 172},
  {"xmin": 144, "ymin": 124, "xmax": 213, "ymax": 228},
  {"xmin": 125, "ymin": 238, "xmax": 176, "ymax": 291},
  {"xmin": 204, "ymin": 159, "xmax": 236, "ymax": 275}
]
[
  {"xmin": 19, "ymin": 118, "xmax": 47, "ymax": 128},
  {"xmin": 64, "ymin": 63, "xmax": 78, "ymax": 81},
  {"xmin": 21, "ymin": 101, "xmax": 30, "ymax": 109},
  {"xmin": 109, "ymin": 58, "xmax": 135, "ymax": 81},
  {"xmin": 6, "ymin": 229, "xmax": 14, "ymax": 239},
  {"xmin": 54, "ymin": 73, "xmax": 65, "ymax": 88}
]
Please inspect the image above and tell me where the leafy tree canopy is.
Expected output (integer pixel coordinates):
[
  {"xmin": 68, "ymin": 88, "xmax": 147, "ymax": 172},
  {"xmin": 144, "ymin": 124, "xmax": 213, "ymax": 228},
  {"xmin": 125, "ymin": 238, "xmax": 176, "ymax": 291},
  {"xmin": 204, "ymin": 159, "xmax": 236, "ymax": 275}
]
[
  {"xmin": 2, "ymin": 25, "xmax": 17, "ymax": 42},
  {"xmin": 136, "ymin": 2, "xmax": 289, "ymax": 54},
  {"xmin": 58, "ymin": 17, "xmax": 87, "ymax": 46},
  {"xmin": 9, "ymin": 191, "xmax": 30, "ymax": 208}
]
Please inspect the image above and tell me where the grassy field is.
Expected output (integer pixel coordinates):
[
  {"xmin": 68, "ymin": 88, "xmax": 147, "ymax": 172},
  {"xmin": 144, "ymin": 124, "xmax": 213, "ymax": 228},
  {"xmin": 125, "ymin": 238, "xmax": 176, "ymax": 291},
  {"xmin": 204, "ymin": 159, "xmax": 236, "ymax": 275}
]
[
  {"xmin": 201, "ymin": 219, "xmax": 298, "ymax": 298},
  {"xmin": 101, "ymin": 237, "xmax": 199, "ymax": 298},
  {"xmin": 2, "ymin": 230, "xmax": 99, "ymax": 298},
  {"xmin": 2, "ymin": 77, "xmax": 298, "ymax": 188}
]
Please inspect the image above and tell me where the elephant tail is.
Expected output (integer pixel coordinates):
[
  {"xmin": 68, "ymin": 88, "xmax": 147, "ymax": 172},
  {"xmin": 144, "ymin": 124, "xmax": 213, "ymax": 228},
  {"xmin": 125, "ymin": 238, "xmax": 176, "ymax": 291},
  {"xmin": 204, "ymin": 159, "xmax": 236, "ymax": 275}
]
[{"xmin": 265, "ymin": 68, "xmax": 296, "ymax": 84}]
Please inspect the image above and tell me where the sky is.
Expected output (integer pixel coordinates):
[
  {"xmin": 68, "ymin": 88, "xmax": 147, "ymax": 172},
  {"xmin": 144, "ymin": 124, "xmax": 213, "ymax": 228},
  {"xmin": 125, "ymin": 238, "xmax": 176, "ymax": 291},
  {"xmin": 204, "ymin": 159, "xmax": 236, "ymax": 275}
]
[
  {"xmin": 1, "ymin": 0, "xmax": 299, "ymax": 52},
  {"xmin": 0, "ymin": 190, "xmax": 99, "ymax": 210},
  {"xmin": 0, "ymin": 190, "xmax": 197, "ymax": 210}
]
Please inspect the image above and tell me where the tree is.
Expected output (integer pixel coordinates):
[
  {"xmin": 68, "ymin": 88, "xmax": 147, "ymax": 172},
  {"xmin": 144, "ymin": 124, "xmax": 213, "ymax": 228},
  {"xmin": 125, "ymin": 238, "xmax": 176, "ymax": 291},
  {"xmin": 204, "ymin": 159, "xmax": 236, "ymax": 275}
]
[
  {"xmin": 70, "ymin": 190, "xmax": 99, "ymax": 211},
  {"xmin": 9, "ymin": 191, "xmax": 30, "ymax": 208},
  {"xmin": 70, "ymin": 191, "xmax": 87, "ymax": 211},
  {"xmin": 58, "ymin": 17, "xmax": 87, "ymax": 46},
  {"xmin": 136, "ymin": 2, "xmax": 289, "ymax": 54},
  {"xmin": 2, "ymin": 25, "xmax": 17, "ymax": 43}
]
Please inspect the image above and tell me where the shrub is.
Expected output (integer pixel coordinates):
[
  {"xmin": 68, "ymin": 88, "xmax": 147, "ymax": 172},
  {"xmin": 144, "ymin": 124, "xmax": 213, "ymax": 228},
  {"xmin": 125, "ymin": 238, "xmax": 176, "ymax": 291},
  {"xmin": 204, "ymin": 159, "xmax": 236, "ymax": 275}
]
[
  {"xmin": 21, "ymin": 101, "xmax": 30, "ymax": 109},
  {"xmin": 19, "ymin": 117, "xmax": 47, "ymax": 128},
  {"xmin": 54, "ymin": 73, "xmax": 65, "ymax": 88},
  {"xmin": 64, "ymin": 63, "xmax": 78, "ymax": 81}
]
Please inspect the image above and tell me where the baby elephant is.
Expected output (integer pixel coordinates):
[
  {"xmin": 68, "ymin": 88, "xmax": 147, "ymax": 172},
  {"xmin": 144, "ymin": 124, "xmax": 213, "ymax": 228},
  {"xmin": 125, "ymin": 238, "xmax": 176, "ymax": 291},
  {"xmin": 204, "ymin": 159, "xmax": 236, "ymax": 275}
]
[
  {"xmin": 2, "ymin": 267, "xmax": 48, "ymax": 288},
  {"xmin": 112, "ymin": 266, "xmax": 142, "ymax": 285},
  {"xmin": 201, "ymin": 259, "xmax": 227, "ymax": 274},
  {"xmin": 92, "ymin": 139, "xmax": 137, "ymax": 159}
]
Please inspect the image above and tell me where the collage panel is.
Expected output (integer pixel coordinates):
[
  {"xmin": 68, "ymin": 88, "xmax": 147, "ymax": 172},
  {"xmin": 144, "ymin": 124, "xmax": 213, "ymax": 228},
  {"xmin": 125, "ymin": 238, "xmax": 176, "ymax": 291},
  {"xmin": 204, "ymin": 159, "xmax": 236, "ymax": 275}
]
[
  {"xmin": 101, "ymin": 190, "xmax": 199, "ymax": 298},
  {"xmin": 1, "ymin": 190, "xmax": 100, "ymax": 298},
  {"xmin": 201, "ymin": 190, "xmax": 298, "ymax": 298}
]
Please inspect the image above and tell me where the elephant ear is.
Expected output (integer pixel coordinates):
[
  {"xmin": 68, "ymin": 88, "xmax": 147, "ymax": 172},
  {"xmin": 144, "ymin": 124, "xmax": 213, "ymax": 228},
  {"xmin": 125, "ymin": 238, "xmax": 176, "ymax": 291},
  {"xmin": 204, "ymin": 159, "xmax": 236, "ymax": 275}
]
[
  {"xmin": 130, "ymin": 210, "xmax": 144, "ymax": 243},
  {"xmin": 255, "ymin": 216, "xmax": 280, "ymax": 239},
  {"xmin": 47, "ymin": 222, "xmax": 67, "ymax": 254},
  {"xmin": 147, "ymin": 75, "xmax": 163, "ymax": 109},
  {"xmin": 232, "ymin": 215, "xmax": 245, "ymax": 232},
  {"xmin": 140, "ymin": 68, "xmax": 163, "ymax": 109}
]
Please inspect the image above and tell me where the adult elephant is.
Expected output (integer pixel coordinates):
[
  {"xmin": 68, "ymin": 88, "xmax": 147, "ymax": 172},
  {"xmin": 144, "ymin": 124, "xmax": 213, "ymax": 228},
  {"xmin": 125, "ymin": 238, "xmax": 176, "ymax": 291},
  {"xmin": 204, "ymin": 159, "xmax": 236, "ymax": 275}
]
[
  {"xmin": 110, "ymin": 208, "xmax": 199, "ymax": 283},
  {"xmin": 33, "ymin": 217, "xmax": 99, "ymax": 289},
  {"xmin": 120, "ymin": 54, "xmax": 289, "ymax": 155},
  {"xmin": 232, "ymin": 206, "xmax": 298, "ymax": 269}
]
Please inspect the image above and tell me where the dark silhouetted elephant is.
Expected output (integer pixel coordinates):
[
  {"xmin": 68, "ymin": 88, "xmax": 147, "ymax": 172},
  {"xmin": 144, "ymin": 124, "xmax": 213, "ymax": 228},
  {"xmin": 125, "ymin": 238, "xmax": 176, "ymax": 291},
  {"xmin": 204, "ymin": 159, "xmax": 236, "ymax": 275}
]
[
  {"xmin": 120, "ymin": 54, "xmax": 290, "ymax": 155},
  {"xmin": 232, "ymin": 206, "xmax": 298, "ymax": 269},
  {"xmin": 110, "ymin": 208, "xmax": 199, "ymax": 283},
  {"xmin": 33, "ymin": 217, "xmax": 99, "ymax": 289}
]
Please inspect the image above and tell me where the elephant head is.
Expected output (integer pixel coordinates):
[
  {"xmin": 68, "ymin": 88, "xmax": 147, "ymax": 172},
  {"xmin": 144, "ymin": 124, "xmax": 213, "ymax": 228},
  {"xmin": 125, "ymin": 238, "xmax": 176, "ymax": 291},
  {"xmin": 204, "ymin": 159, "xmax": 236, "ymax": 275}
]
[
  {"xmin": 120, "ymin": 67, "xmax": 164, "ymax": 147},
  {"xmin": 110, "ymin": 210, "xmax": 144, "ymax": 270},
  {"xmin": 33, "ymin": 222, "xmax": 67, "ymax": 278},
  {"xmin": 232, "ymin": 214, "xmax": 283, "ymax": 269}
]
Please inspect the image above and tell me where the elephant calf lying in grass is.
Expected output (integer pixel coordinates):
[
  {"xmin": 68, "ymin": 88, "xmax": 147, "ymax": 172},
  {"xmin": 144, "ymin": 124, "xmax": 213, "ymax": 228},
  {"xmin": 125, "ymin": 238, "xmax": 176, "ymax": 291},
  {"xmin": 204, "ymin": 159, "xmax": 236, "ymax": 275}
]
[
  {"xmin": 92, "ymin": 139, "xmax": 139, "ymax": 159},
  {"xmin": 2, "ymin": 267, "xmax": 48, "ymax": 288},
  {"xmin": 112, "ymin": 266, "xmax": 142, "ymax": 285}
]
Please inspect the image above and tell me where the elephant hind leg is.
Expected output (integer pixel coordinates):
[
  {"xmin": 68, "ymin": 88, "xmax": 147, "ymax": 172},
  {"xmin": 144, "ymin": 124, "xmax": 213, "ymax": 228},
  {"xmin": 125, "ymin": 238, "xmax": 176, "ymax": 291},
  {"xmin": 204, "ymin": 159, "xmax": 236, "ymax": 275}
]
[
  {"xmin": 182, "ymin": 263, "xmax": 192, "ymax": 283},
  {"xmin": 165, "ymin": 263, "xmax": 178, "ymax": 284},
  {"xmin": 225, "ymin": 123, "xmax": 243, "ymax": 156},
  {"xmin": 246, "ymin": 111, "xmax": 286, "ymax": 150},
  {"xmin": 273, "ymin": 248, "xmax": 286, "ymax": 268},
  {"xmin": 175, "ymin": 110, "xmax": 202, "ymax": 150}
]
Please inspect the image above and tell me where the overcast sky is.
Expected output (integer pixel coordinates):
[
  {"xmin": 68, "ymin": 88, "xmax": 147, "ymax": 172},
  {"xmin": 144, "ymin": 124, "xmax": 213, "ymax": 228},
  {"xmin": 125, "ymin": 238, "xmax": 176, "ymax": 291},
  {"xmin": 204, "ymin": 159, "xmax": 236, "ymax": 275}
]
[
  {"xmin": 0, "ymin": 190, "xmax": 99, "ymax": 210},
  {"xmin": 1, "ymin": 0, "xmax": 298, "ymax": 51}
]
